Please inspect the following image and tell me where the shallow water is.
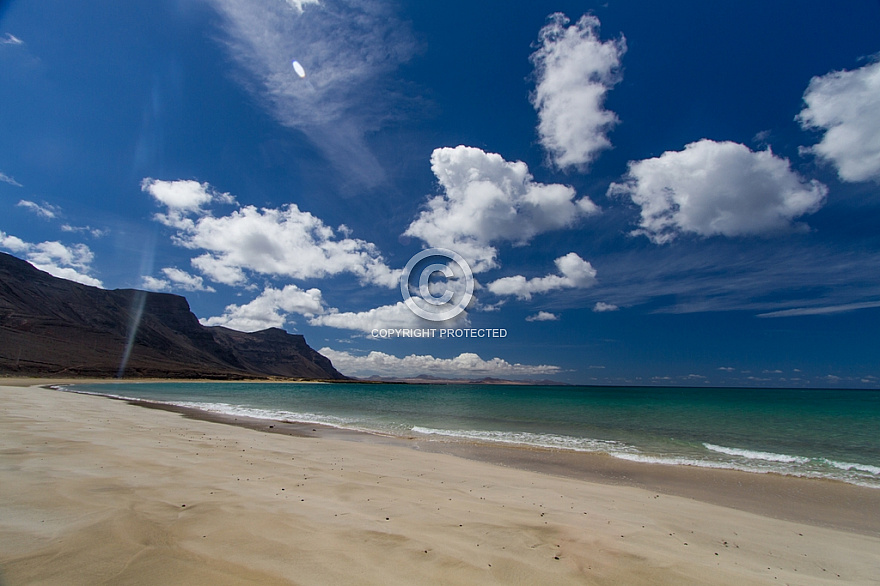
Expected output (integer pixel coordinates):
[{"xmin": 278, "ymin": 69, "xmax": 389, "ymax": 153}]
[{"xmin": 67, "ymin": 382, "xmax": 880, "ymax": 488}]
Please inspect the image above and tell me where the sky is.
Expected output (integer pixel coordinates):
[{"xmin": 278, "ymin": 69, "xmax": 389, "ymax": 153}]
[{"xmin": 1, "ymin": 0, "xmax": 879, "ymax": 387}]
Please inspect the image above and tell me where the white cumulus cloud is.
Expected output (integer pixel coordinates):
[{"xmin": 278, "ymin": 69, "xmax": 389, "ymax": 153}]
[
  {"xmin": 593, "ymin": 302, "xmax": 618, "ymax": 312},
  {"xmin": 146, "ymin": 179, "xmax": 398, "ymax": 288},
  {"xmin": 526, "ymin": 311, "xmax": 559, "ymax": 322},
  {"xmin": 319, "ymin": 348, "xmax": 561, "ymax": 378},
  {"xmin": 404, "ymin": 146, "xmax": 598, "ymax": 271},
  {"xmin": 310, "ymin": 301, "xmax": 467, "ymax": 333},
  {"xmin": 608, "ymin": 139, "xmax": 827, "ymax": 244},
  {"xmin": 797, "ymin": 59, "xmax": 880, "ymax": 183},
  {"xmin": 487, "ymin": 253, "xmax": 596, "ymax": 300},
  {"xmin": 142, "ymin": 178, "xmax": 235, "ymax": 216},
  {"xmin": 142, "ymin": 275, "xmax": 171, "ymax": 292},
  {"xmin": 142, "ymin": 267, "xmax": 216, "ymax": 293},
  {"xmin": 530, "ymin": 13, "xmax": 625, "ymax": 170},
  {"xmin": 200, "ymin": 284, "xmax": 325, "ymax": 332},
  {"xmin": 0, "ymin": 232, "xmax": 102, "ymax": 287}
]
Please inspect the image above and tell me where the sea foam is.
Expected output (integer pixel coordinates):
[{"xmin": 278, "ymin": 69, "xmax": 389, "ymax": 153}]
[
  {"xmin": 411, "ymin": 426, "xmax": 633, "ymax": 453},
  {"xmin": 703, "ymin": 443, "xmax": 810, "ymax": 464}
]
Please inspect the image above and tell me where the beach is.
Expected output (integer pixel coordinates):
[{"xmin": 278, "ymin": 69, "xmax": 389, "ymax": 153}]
[{"xmin": 1, "ymin": 382, "xmax": 879, "ymax": 585}]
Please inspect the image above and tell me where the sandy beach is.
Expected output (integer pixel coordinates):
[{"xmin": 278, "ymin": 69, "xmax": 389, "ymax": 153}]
[{"xmin": 1, "ymin": 382, "xmax": 878, "ymax": 585}]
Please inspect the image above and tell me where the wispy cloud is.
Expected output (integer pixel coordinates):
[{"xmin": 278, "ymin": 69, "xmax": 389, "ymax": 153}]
[
  {"xmin": 61, "ymin": 224, "xmax": 107, "ymax": 238},
  {"xmin": 592, "ymin": 302, "xmax": 618, "ymax": 312},
  {"xmin": 205, "ymin": 0, "xmax": 420, "ymax": 188},
  {"xmin": 17, "ymin": 200, "xmax": 59, "ymax": 219},
  {"xmin": 0, "ymin": 172, "xmax": 22, "ymax": 187},
  {"xmin": 757, "ymin": 301, "xmax": 880, "ymax": 318},
  {"xmin": 555, "ymin": 241, "xmax": 880, "ymax": 315},
  {"xmin": 0, "ymin": 33, "xmax": 24, "ymax": 46}
]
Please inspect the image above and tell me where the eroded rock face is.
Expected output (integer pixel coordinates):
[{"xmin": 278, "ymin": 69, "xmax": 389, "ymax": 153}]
[{"xmin": 0, "ymin": 252, "xmax": 345, "ymax": 380}]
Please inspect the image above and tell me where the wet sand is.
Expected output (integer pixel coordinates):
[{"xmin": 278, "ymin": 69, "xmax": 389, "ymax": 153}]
[{"xmin": 1, "ymin": 381, "xmax": 878, "ymax": 584}]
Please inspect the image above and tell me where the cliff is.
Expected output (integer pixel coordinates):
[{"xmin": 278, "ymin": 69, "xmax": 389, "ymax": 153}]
[{"xmin": 0, "ymin": 252, "xmax": 346, "ymax": 380}]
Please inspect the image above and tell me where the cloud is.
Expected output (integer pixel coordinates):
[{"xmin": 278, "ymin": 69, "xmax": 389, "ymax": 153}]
[
  {"xmin": 61, "ymin": 224, "xmax": 107, "ymax": 238},
  {"xmin": 141, "ymin": 275, "xmax": 171, "ymax": 292},
  {"xmin": 142, "ymin": 178, "xmax": 235, "ymax": 217},
  {"xmin": 797, "ymin": 59, "xmax": 880, "ymax": 182},
  {"xmin": 592, "ymin": 301, "xmax": 618, "ymax": 312},
  {"xmin": 17, "ymin": 200, "xmax": 59, "ymax": 219},
  {"xmin": 487, "ymin": 253, "xmax": 596, "ymax": 300},
  {"xmin": 283, "ymin": 0, "xmax": 319, "ymax": 11},
  {"xmin": 0, "ymin": 231, "xmax": 102, "ymax": 287},
  {"xmin": 200, "ymin": 284, "xmax": 325, "ymax": 332},
  {"xmin": 146, "ymin": 178, "xmax": 398, "ymax": 288},
  {"xmin": 142, "ymin": 267, "xmax": 216, "ymax": 293},
  {"xmin": 309, "ymin": 301, "xmax": 467, "ymax": 333},
  {"xmin": 1, "ymin": 33, "xmax": 24, "ymax": 46},
  {"xmin": 526, "ymin": 311, "xmax": 559, "ymax": 322},
  {"xmin": 583, "ymin": 240, "xmax": 880, "ymax": 316},
  {"xmin": 319, "ymin": 347, "xmax": 561, "ymax": 378},
  {"xmin": 15, "ymin": 201, "xmax": 106, "ymax": 237},
  {"xmin": 0, "ymin": 172, "xmax": 22, "ymax": 186},
  {"xmin": 530, "ymin": 13, "xmax": 625, "ymax": 170},
  {"xmin": 757, "ymin": 301, "xmax": 880, "ymax": 318},
  {"xmin": 608, "ymin": 139, "xmax": 827, "ymax": 244},
  {"xmin": 404, "ymin": 146, "xmax": 598, "ymax": 271},
  {"xmin": 205, "ymin": 0, "xmax": 419, "ymax": 188},
  {"xmin": 717, "ymin": 366, "xmax": 736, "ymax": 372}
]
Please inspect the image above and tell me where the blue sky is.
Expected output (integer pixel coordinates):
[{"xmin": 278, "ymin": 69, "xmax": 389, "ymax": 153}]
[{"xmin": 2, "ymin": 0, "xmax": 879, "ymax": 387}]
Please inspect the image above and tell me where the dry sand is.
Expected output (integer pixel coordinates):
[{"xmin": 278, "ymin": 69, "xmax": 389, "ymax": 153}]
[{"xmin": 1, "ymin": 382, "xmax": 878, "ymax": 585}]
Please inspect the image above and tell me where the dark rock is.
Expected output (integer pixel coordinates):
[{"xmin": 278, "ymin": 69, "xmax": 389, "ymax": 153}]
[{"xmin": 0, "ymin": 252, "xmax": 346, "ymax": 380}]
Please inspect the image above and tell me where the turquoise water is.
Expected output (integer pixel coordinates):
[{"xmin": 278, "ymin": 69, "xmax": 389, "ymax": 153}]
[{"xmin": 66, "ymin": 382, "xmax": 880, "ymax": 488}]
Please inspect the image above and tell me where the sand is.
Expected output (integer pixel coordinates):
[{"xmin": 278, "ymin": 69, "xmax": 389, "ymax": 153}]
[{"xmin": 1, "ymin": 382, "xmax": 878, "ymax": 585}]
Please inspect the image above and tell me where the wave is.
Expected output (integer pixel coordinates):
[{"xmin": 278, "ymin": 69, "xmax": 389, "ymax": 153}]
[
  {"xmin": 57, "ymin": 386, "xmax": 880, "ymax": 489},
  {"xmin": 703, "ymin": 443, "xmax": 810, "ymax": 464},
  {"xmin": 613, "ymin": 452, "xmax": 762, "ymax": 470},
  {"xmin": 823, "ymin": 459, "xmax": 880, "ymax": 476},
  {"xmin": 412, "ymin": 429, "xmax": 879, "ymax": 488},
  {"xmin": 172, "ymin": 401, "xmax": 360, "ymax": 431},
  {"xmin": 57, "ymin": 387, "xmax": 365, "ymax": 433},
  {"xmin": 411, "ymin": 426, "xmax": 634, "ymax": 454}
]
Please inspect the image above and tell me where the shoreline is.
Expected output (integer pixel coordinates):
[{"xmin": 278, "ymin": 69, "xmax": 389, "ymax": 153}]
[
  {"xmin": 2, "ymin": 382, "xmax": 879, "ymax": 584},
  {"xmin": 46, "ymin": 380, "xmax": 880, "ymax": 536},
  {"xmin": 116, "ymin": 387, "xmax": 880, "ymax": 537}
]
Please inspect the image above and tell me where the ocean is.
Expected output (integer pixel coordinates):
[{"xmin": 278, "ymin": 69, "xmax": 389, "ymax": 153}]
[{"xmin": 65, "ymin": 382, "xmax": 880, "ymax": 489}]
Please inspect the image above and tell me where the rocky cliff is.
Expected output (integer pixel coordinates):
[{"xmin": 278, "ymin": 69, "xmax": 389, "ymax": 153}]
[{"xmin": 0, "ymin": 252, "xmax": 345, "ymax": 379}]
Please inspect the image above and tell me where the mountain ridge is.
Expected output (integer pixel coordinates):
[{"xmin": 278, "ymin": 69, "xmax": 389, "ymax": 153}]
[{"xmin": 0, "ymin": 252, "xmax": 345, "ymax": 380}]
